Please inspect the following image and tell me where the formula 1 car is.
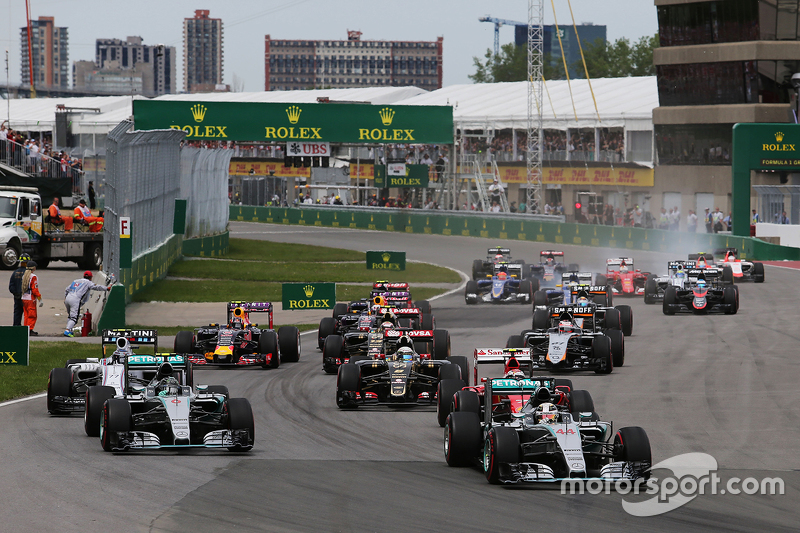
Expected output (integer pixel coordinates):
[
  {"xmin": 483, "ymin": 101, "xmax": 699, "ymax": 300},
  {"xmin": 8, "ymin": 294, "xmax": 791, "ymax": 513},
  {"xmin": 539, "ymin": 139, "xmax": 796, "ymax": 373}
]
[
  {"xmin": 97, "ymin": 354, "xmax": 254, "ymax": 452},
  {"xmin": 714, "ymin": 247, "xmax": 765, "ymax": 283},
  {"xmin": 643, "ymin": 260, "xmax": 695, "ymax": 303},
  {"xmin": 174, "ymin": 301, "xmax": 300, "ymax": 368},
  {"xmin": 443, "ymin": 376, "xmax": 652, "ymax": 484},
  {"xmin": 596, "ymin": 258, "xmax": 650, "ymax": 296},
  {"xmin": 369, "ymin": 281, "xmax": 419, "ymax": 309},
  {"xmin": 336, "ymin": 333, "xmax": 468, "ymax": 408},
  {"xmin": 472, "ymin": 247, "xmax": 527, "ymax": 280},
  {"xmin": 531, "ymin": 271, "xmax": 596, "ymax": 308},
  {"xmin": 465, "ymin": 262, "xmax": 534, "ymax": 305},
  {"xmin": 662, "ymin": 270, "xmax": 739, "ymax": 315},
  {"xmin": 46, "ymin": 329, "xmax": 160, "ymax": 416},
  {"xmin": 529, "ymin": 250, "xmax": 579, "ymax": 289}
]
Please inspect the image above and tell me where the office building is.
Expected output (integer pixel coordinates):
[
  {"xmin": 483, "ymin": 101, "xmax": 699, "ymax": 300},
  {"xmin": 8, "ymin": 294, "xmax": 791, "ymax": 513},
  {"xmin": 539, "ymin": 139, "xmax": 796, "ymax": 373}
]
[
  {"xmin": 20, "ymin": 16, "xmax": 69, "ymax": 89},
  {"xmin": 183, "ymin": 9, "xmax": 224, "ymax": 93},
  {"xmin": 515, "ymin": 23, "xmax": 607, "ymax": 79}
]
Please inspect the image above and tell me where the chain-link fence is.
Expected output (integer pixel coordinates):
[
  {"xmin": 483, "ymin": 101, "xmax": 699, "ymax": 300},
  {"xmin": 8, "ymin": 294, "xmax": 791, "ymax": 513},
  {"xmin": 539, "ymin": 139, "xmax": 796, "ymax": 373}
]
[
  {"xmin": 753, "ymin": 185, "xmax": 800, "ymax": 225},
  {"xmin": 180, "ymin": 147, "xmax": 232, "ymax": 238}
]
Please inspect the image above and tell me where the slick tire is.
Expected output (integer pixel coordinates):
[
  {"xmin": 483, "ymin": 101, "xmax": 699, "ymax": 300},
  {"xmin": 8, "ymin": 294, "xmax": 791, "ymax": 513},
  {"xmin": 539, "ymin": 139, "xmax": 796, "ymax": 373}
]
[
  {"xmin": 569, "ymin": 389, "xmax": 595, "ymax": 416},
  {"xmin": 84, "ymin": 385, "xmax": 115, "ymax": 437},
  {"xmin": 259, "ymin": 330, "xmax": 280, "ymax": 369},
  {"xmin": 615, "ymin": 305, "xmax": 634, "ymax": 336},
  {"xmin": 323, "ymin": 335, "xmax": 344, "ymax": 374},
  {"xmin": 227, "ymin": 398, "xmax": 255, "ymax": 451},
  {"xmin": 607, "ymin": 329, "xmax": 625, "ymax": 367},
  {"xmin": 437, "ymin": 378, "xmax": 466, "ymax": 427},
  {"xmin": 446, "ymin": 356, "xmax": 469, "ymax": 385},
  {"xmin": 615, "ymin": 426, "xmax": 652, "ymax": 477},
  {"xmin": 174, "ymin": 330, "xmax": 195, "ymax": 354},
  {"xmin": 332, "ymin": 302, "xmax": 348, "ymax": 318},
  {"xmin": 206, "ymin": 385, "xmax": 230, "ymax": 399},
  {"xmin": 753, "ymin": 262, "xmax": 765, "ymax": 283},
  {"xmin": 593, "ymin": 335, "xmax": 613, "ymax": 375},
  {"xmin": 318, "ymin": 317, "xmax": 336, "ymax": 350},
  {"xmin": 506, "ymin": 335, "xmax": 525, "ymax": 348},
  {"xmin": 415, "ymin": 300, "xmax": 432, "ymax": 315},
  {"xmin": 433, "ymin": 329, "xmax": 451, "ymax": 360},
  {"xmin": 484, "ymin": 426, "xmax": 520, "ymax": 484},
  {"xmin": 532, "ymin": 308, "xmax": 550, "ymax": 330},
  {"xmin": 663, "ymin": 286, "xmax": 678, "ymax": 315},
  {"xmin": 277, "ymin": 326, "xmax": 301, "ymax": 363},
  {"xmin": 519, "ymin": 280, "xmax": 532, "ymax": 304},
  {"xmin": 465, "ymin": 280, "xmax": 479, "ymax": 305},
  {"xmin": 452, "ymin": 389, "xmax": 481, "ymax": 417},
  {"xmin": 644, "ymin": 277, "xmax": 657, "ymax": 304},
  {"xmin": 336, "ymin": 363, "xmax": 361, "ymax": 408},
  {"xmin": 101, "ymin": 399, "xmax": 131, "ymax": 452},
  {"xmin": 47, "ymin": 367, "xmax": 72, "ymax": 414},
  {"xmin": 604, "ymin": 308, "xmax": 621, "ymax": 331},
  {"xmin": 532, "ymin": 290, "xmax": 548, "ymax": 307},
  {"xmin": 444, "ymin": 412, "xmax": 481, "ymax": 467}
]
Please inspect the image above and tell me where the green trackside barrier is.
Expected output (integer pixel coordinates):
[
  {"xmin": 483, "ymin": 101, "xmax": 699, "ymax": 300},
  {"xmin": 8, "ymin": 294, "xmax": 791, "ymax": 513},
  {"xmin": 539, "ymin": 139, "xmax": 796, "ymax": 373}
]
[
  {"xmin": 182, "ymin": 231, "xmax": 230, "ymax": 257},
  {"xmin": 97, "ymin": 284, "xmax": 127, "ymax": 331},
  {"xmin": 118, "ymin": 233, "xmax": 183, "ymax": 304},
  {"xmin": 230, "ymin": 206, "xmax": 800, "ymax": 261}
]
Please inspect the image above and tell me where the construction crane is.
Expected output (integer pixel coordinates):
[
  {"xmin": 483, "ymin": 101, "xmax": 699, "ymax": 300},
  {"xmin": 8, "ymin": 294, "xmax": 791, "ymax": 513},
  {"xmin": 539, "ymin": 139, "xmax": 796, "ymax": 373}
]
[{"xmin": 478, "ymin": 15, "xmax": 527, "ymax": 58}]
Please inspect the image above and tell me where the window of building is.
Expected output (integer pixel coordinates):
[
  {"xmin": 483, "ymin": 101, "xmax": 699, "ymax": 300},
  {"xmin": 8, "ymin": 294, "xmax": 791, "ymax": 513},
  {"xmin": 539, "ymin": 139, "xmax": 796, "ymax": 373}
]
[{"xmin": 655, "ymin": 124, "xmax": 733, "ymax": 166}]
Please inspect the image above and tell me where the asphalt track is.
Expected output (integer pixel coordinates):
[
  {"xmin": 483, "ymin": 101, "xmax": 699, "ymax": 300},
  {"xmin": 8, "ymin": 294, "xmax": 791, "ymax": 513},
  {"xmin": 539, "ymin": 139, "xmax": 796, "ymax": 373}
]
[{"xmin": 1, "ymin": 221, "xmax": 798, "ymax": 532}]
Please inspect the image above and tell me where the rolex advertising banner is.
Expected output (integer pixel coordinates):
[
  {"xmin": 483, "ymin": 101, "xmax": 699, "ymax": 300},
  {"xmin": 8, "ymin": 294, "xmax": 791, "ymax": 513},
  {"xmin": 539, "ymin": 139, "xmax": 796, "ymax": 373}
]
[
  {"xmin": 133, "ymin": 101, "xmax": 453, "ymax": 144},
  {"xmin": 367, "ymin": 251, "xmax": 406, "ymax": 271},
  {"xmin": 374, "ymin": 165, "xmax": 429, "ymax": 188},
  {"xmin": 0, "ymin": 326, "xmax": 30, "ymax": 366},
  {"xmin": 282, "ymin": 283, "xmax": 336, "ymax": 310}
]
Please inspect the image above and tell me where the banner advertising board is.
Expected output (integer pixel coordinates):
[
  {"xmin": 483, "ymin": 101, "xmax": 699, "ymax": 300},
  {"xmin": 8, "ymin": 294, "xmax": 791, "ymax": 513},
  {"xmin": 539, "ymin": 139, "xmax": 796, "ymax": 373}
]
[
  {"xmin": 282, "ymin": 283, "xmax": 336, "ymax": 310},
  {"xmin": 366, "ymin": 251, "xmax": 406, "ymax": 271}
]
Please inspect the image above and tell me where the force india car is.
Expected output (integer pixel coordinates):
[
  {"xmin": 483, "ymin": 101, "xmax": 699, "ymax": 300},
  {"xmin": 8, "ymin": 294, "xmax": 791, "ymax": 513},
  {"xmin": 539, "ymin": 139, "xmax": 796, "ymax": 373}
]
[
  {"xmin": 174, "ymin": 301, "xmax": 300, "ymax": 368},
  {"xmin": 713, "ymin": 247, "xmax": 765, "ymax": 283},
  {"xmin": 529, "ymin": 250, "xmax": 579, "ymax": 289},
  {"xmin": 46, "ymin": 329, "xmax": 159, "ymax": 415},
  {"xmin": 662, "ymin": 269, "xmax": 739, "ymax": 315},
  {"xmin": 465, "ymin": 262, "xmax": 534, "ymax": 305},
  {"xmin": 514, "ymin": 306, "xmax": 626, "ymax": 372},
  {"xmin": 443, "ymin": 376, "xmax": 652, "ymax": 484},
  {"xmin": 596, "ymin": 258, "xmax": 651, "ymax": 296},
  {"xmin": 336, "ymin": 333, "xmax": 468, "ymax": 408},
  {"xmin": 531, "ymin": 272, "xmax": 596, "ymax": 308},
  {"xmin": 97, "ymin": 354, "xmax": 254, "ymax": 452},
  {"xmin": 472, "ymin": 247, "xmax": 528, "ymax": 280}
]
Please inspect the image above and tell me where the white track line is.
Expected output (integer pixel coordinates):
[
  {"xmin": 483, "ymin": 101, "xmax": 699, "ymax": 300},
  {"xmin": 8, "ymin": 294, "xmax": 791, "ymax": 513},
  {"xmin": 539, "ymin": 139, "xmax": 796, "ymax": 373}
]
[{"xmin": 0, "ymin": 393, "xmax": 46, "ymax": 408}]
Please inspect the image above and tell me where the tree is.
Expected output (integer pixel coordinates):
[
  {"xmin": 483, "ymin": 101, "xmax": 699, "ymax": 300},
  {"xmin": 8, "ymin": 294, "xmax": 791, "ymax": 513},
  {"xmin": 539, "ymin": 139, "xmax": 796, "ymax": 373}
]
[{"xmin": 470, "ymin": 44, "xmax": 565, "ymax": 83}]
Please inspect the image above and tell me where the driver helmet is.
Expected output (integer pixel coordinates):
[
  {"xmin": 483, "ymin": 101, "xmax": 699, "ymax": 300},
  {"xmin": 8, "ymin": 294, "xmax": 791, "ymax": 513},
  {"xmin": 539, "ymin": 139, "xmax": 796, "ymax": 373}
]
[
  {"xmin": 697, "ymin": 257, "xmax": 707, "ymax": 267},
  {"xmin": 577, "ymin": 295, "xmax": 590, "ymax": 307},
  {"xmin": 228, "ymin": 316, "xmax": 244, "ymax": 329},
  {"xmin": 696, "ymin": 278, "xmax": 707, "ymax": 288},
  {"xmin": 504, "ymin": 368, "xmax": 525, "ymax": 380},
  {"xmin": 497, "ymin": 271, "xmax": 508, "ymax": 280},
  {"xmin": 726, "ymin": 251, "xmax": 736, "ymax": 261},
  {"xmin": 157, "ymin": 377, "xmax": 180, "ymax": 396},
  {"xmin": 494, "ymin": 254, "xmax": 504, "ymax": 261},
  {"xmin": 546, "ymin": 255, "xmax": 555, "ymax": 266},
  {"xmin": 676, "ymin": 266, "xmax": 686, "ymax": 279},
  {"xmin": 558, "ymin": 320, "xmax": 573, "ymax": 333},
  {"xmin": 534, "ymin": 402, "xmax": 559, "ymax": 424},
  {"xmin": 619, "ymin": 263, "xmax": 629, "ymax": 273},
  {"xmin": 395, "ymin": 347, "xmax": 414, "ymax": 361},
  {"xmin": 370, "ymin": 304, "xmax": 382, "ymax": 315}
]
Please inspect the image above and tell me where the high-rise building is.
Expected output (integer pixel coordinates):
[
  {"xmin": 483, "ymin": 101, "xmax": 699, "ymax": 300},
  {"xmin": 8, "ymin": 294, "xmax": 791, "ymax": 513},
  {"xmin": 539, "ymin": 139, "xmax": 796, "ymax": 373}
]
[
  {"xmin": 183, "ymin": 9, "xmax": 224, "ymax": 93},
  {"xmin": 514, "ymin": 24, "xmax": 607, "ymax": 79},
  {"xmin": 652, "ymin": 0, "xmax": 799, "ymax": 216},
  {"xmin": 20, "ymin": 16, "xmax": 69, "ymax": 89},
  {"xmin": 264, "ymin": 31, "xmax": 443, "ymax": 91},
  {"xmin": 92, "ymin": 37, "xmax": 177, "ymax": 95}
]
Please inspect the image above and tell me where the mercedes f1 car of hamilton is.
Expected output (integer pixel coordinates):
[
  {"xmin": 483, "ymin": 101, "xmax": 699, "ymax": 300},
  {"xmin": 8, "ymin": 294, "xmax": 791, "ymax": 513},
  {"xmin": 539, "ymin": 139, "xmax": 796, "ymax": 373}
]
[
  {"xmin": 174, "ymin": 301, "xmax": 300, "ymax": 368},
  {"xmin": 46, "ymin": 329, "xmax": 160, "ymax": 416},
  {"xmin": 465, "ymin": 262, "xmax": 534, "ymax": 305},
  {"xmin": 529, "ymin": 250, "xmax": 579, "ymax": 289},
  {"xmin": 472, "ymin": 247, "xmax": 527, "ymax": 280},
  {"xmin": 596, "ymin": 258, "xmax": 651, "ymax": 296},
  {"xmin": 662, "ymin": 269, "xmax": 739, "ymax": 315},
  {"xmin": 97, "ymin": 354, "xmax": 254, "ymax": 452},
  {"xmin": 713, "ymin": 247, "xmax": 765, "ymax": 283},
  {"xmin": 336, "ymin": 333, "xmax": 468, "ymax": 408},
  {"xmin": 443, "ymin": 376, "xmax": 652, "ymax": 484}
]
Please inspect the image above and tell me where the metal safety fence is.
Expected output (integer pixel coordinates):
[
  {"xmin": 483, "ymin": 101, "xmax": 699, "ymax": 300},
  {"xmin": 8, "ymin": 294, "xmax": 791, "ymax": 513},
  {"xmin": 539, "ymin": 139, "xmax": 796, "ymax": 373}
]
[
  {"xmin": 180, "ymin": 147, "xmax": 232, "ymax": 238},
  {"xmin": 753, "ymin": 185, "xmax": 800, "ymax": 225}
]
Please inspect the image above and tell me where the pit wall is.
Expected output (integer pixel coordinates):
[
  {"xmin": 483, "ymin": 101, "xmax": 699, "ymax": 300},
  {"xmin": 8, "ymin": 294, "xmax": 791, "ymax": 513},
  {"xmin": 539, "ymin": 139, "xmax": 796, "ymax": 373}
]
[{"xmin": 230, "ymin": 205, "xmax": 800, "ymax": 261}]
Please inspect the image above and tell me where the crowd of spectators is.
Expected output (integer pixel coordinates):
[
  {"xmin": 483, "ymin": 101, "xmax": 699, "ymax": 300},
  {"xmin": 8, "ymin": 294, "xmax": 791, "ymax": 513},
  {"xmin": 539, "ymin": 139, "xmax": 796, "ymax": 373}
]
[
  {"xmin": 1, "ymin": 122, "xmax": 83, "ymax": 184},
  {"xmin": 458, "ymin": 129, "xmax": 625, "ymax": 163}
]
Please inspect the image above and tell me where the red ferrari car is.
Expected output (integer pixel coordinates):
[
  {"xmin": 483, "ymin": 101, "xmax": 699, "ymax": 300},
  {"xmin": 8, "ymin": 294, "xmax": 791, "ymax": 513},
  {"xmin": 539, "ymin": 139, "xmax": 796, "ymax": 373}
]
[{"xmin": 598, "ymin": 258, "xmax": 650, "ymax": 296}]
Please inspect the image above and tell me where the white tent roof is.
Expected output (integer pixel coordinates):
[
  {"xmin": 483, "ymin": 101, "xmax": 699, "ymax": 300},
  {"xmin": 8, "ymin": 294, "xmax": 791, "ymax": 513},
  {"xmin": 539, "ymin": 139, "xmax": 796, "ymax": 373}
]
[
  {"xmin": 152, "ymin": 86, "xmax": 426, "ymax": 105},
  {"xmin": 399, "ymin": 76, "xmax": 658, "ymax": 131},
  {"xmin": 0, "ymin": 95, "xmax": 134, "ymax": 133}
]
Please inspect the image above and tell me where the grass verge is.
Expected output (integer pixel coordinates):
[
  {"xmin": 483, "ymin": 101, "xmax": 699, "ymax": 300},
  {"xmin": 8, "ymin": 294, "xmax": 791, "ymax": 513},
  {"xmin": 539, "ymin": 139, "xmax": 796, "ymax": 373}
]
[{"xmin": 197, "ymin": 238, "xmax": 365, "ymax": 262}]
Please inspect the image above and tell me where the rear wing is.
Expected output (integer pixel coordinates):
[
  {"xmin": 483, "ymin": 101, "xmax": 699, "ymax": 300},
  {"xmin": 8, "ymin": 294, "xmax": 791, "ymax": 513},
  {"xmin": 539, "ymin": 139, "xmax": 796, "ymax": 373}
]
[
  {"xmin": 668, "ymin": 260, "xmax": 691, "ymax": 270},
  {"xmin": 473, "ymin": 348, "xmax": 533, "ymax": 384},
  {"xmin": 227, "ymin": 301, "xmax": 273, "ymax": 329},
  {"xmin": 607, "ymin": 257, "xmax": 634, "ymax": 266},
  {"xmin": 687, "ymin": 268, "xmax": 721, "ymax": 279},
  {"xmin": 382, "ymin": 291, "xmax": 411, "ymax": 304},
  {"xmin": 540, "ymin": 250, "xmax": 564, "ymax": 257},
  {"xmin": 494, "ymin": 262, "xmax": 523, "ymax": 277},
  {"xmin": 373, "ymin": 281, "xmax": 409, "ymax": 291},
  {"xmin": 101, "ymin": 329, "xmax": 157, "ymax": 356},
  {"xmin": 487, "ymin": 247, "xmax": 511, "ymax": 256},
  {"xmin": 549, "ymin": 306, "xmax": 596, "ymax": 319},
  {"xmin": 570, "ymin": 285, "xmax": 610, "ymax": 296},
  {"xmin": 123, "ymin": 353, "xmax": 191, "ymax": 398},
  {"xmin": 560, "ymin": 271, "xmax": 592, "ymax": 284}
]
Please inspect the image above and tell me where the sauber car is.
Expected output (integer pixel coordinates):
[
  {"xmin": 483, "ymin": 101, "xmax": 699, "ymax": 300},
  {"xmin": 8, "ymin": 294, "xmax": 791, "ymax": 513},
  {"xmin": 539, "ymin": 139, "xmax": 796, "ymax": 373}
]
[
  {"xmin": 465, "ymin": 262, "xmax": 533, "ymax": 304},
  {"xmin": 472, "ymin": 247, "xmax": 527, "ymax": 280},
  {"xmin": 443, "ymin": 377, "xmax": 652, "ymax": 484},
  {"xmin": 174, "ymin": 301, "xmax": 300, "ymax": 368},
  {"xmin": 662, "ymin": 269, "xmax": 739, "ymax": 315}
]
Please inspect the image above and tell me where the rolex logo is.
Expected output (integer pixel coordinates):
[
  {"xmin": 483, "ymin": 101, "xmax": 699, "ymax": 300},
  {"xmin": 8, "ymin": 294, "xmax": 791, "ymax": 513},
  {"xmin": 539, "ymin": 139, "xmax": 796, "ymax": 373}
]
[
  {"xmin": 775, "ymin": 132, "xmax": 784, "ymax": 143},
  {"xmin": 191, "ymin": 104, "xmax": 207, "ymax": 123},
  {"xmin": 286, "ymin": 105, "xmax": 302, "ymax": 124},
  {"xmin": 379, "ymin": 107, "xmax": 395, "ymax": 126},
  {"xmin": 303, "ymin": 284, "xmax": 315, "ymax": 298},
  {"xmin": 382, "ymin": 252, "xmax": 391, "ymax": 262}
]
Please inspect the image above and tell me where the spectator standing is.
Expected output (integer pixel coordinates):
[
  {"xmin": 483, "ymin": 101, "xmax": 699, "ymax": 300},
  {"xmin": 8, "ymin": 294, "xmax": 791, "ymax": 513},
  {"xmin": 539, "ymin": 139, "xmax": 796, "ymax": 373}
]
[
  {"xmin": 487, "ymin": 177, "xmax": 502, "ymax": 205},
  {"xmin": 704, "ymin": 208, "xmax": 713, "ymax": 233},
  {"xmin": 63, "ymin": 271, "xmax": 109, "ymax": 337},
  {"xmin": 711, "ymin": 207, "xmax": 724, "ymax": 232},
  {"xmin": 780, "ymin": 210, "xmax": 790, "ymax": 224},
  {"xmin": 509, "ymin": 201, "xmax": 517, "ymax": 213},
  {"xmin": 658, "ymin": 208, "xmax": 670, "ymax": 230},
  {"xmin": 544, "ymin": 202, "xmax": 552, "ymax": 215},
  {"xmin": 751, "ymin": 209, "xmax": 760, "ymax": 224},
  {"xmin": 605, "ymin": 204, "xmax": 615, "ymax": 226},
  {"xmin": 687, "ymin": 210, "xmax": 698, "ymax": 232},
  {"xmin": 723, "ymin": 211, "xmax": 732, "ymax": 231},
  {"xmin": 21, "ymin": 260, "xmax": 42, "ymax": 336},
  {"xmin": 633, "ymin": 205, "xmax": 644, "ymax": 227},
  {"xmin": 8, "ymin": 254, "xmax": 30, "ymax": 326},
  {"xmin": 434, "ymin": 154, "xmax": 445, "ymax": 182},
  {"xmin": 420, "ymin": 153, "xmax": 433, "ymax": 166},
  {"xmin": 88, "ymin": 181, "xmax": 97, "ymax": 209},
  {"xmin": 669, "ymin": 207, "xmax": 680, "ymax": 231}
]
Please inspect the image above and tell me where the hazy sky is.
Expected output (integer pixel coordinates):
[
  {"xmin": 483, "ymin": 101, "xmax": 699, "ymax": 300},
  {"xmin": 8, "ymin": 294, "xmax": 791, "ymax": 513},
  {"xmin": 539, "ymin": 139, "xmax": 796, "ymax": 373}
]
[{"xmin": 1, "ymin": 0, "xmax": 658, "ymax": 91}]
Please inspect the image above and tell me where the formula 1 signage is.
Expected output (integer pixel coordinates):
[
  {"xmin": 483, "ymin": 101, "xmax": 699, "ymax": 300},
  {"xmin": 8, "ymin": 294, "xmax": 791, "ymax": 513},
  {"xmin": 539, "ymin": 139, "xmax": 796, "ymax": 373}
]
[
  {"xmin": 133, "ymin": 101, "xmax": 453, "ymax": 144},
  {"xmin": 367, "ymin": 251, "xmax": 406, "ymax": 271},
  {"xmin": 0, "ymin": 326, "xmax": 29, "ymax": 366},
  {"xmin": 282, "ymin": 283, "xmax": 336, "ymax": 310}
]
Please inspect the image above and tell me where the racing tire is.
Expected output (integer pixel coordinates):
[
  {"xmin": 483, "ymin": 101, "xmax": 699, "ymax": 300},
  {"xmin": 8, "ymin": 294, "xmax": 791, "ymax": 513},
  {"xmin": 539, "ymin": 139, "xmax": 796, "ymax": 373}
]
[
  {"xmin": 605, "ymin": 287, "xmax": 614, "ymax": 307},
  {"xmin": 259, "ymin": 330, "xmax": 280, "ymax": 369},
  {"xmin": 532, "ymin": 308, "xmax": 550, "ymax": 330},
  {"xmin": 348, "ymin": 355, "xmax": 369, "ymax": 364},
  {"xmin": 413, "ymin": 341, "xmax": 432, "ymax": 356},
  {"xmin": 336, "ymin": 363, "xmax": 361, "ymax": 408},
  {"xmin": 532, "ymin": 290, "xmax": 548, "ymax": 307},
  {"xmin": 506, "ymin": 335, "xmax": 525, "ymax": 348},
  {"xmin": 439, "ymin": 364, "xmax": 461, "ymax": 382},
  {"xmin": 465, "ymin": 280, "xmax": 479, "ymax": 304},
  {"xmin": 484, "ymin": 426, "xmax": 520, "ymax": 484},
  {"xmin": 433, "ymin": 329, "xmax": 451, "ymax": 360},
  {"xmin": 318, "ymin": 317, "xmax": 336, "ymax": 350},
  {"xmin": 47, "ymin": 367, "xmax": 72, "ymax": 414},
  {"xmin": 644, "ymin": 278, "xmax": 657, "ymax": 304},
  {"xmin": 226, "ymin": 398, "xmax": 255, "ymax": 451},
  {"xmin": 554, "ymin": 378, "xmax": 573, "ymax": 392},
  {"xmin": 100, "ymin": 399, "xmax": 131, "ymax": 452},
  {"xmin": 323, "ymin": 335, "xmax": 344, "ymax": 374},
  {"xmin": 604, "ymin": 308, "xmax": 621, "ymax": 331},
  {"xmin": 437, "ymin": 378, "xmax": 466, "ymax": 427},
  {"xmin": 663, "ymin": 286, "xmax": 678, "ymax": 315},
  {"xmin": 452, "ymin": 389, "xmax": 481, "ymax": 417},
  {"xmin": 595, "ymin": 294, "xmax": 608, "ymax": 307},
  {"xmin": 444, "ymin": 411, "xmax": 481, "ymax": 467},
  {"xmin": 615, "ymin": 305, "xmax": 634, "ymax": 336},
  {"xmin": 595, "ymin": 273, "xmax": 607, "ymax": 286},
  {"xmin": 592, "ymin": 335, "xmax": 613, "ymax": 375},
  {"xmin": 472, "ymin": 259, "xmax": 484, "ymax": 280},
  {"xmin": 446, "ymin": 356, "xmax": 469, "ymax": 385},
  {"xmin": 607, "ymin": 329, "xmax": 625, "ymax": 367},
  {"xmin": 722, "ymin": 266, "xmax": 734, "ymax": 285},
  {"xmin": 174, "ymin": 330, "xmax": 195, "ymax": 354},
  {"xmin": 277, "ymin": 326, "xmax": 301, "ymax": 363},
  {"xmin": 84, "ymin": 385, "xmax": 115, "ymax": 437},
  {"xmin": 733, "ymin": 284, "xmax": 740, "ymax": 311},
  {"xmin": 206, "ymin": 385, "xmax": 230, "ymax": 399},
  {"xmin": 753, "ymin": 262, "xmax": 765, "ymax": 283},
  {"xmin": 615, "ymin": 426, "xmax": 652, "ymax": 477},
  {"xmin": 723, "ymin": 286, "xmax": 738, "ymax": 315},
  {"xmin": 519, "ymin": 280, "xmax": 532, "ymax": 304},
  {"xmin": 529, "ymin": 277, "xmax": 540, "ymax": 292},
  {"xmin": 332, "ymin": 302, "xmax": 348, "ymax": 318},
  {"xmin": 65, "ymin": 359, "xmax": 87, "ymax": 366},
  {"xmin": 569, "ymin": 389, "xmax": 595, "ymax": 415},
  {"xmin": 421, "ymin": 313, "xmax": 435, "ymax": 330},
  {"xmin": 415, "ymin": 300, "xmax": 432, "ymax": 315}
]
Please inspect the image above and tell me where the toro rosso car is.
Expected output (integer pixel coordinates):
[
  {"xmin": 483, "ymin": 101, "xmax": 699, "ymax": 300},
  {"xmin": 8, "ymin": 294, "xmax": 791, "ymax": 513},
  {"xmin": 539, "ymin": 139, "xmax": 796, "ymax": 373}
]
[
  {"xmin": 335, "ymin": 334, "xmax": 468, "ymax": 408},
  {"xmin": 714, "ymin": 248, "xmax": 765, "ymax": 283},
  {"xmin": 531, "ymin": 272, "xmax": 595, "ymax": 308},
  {"xmin": 97, "ymin": 354, "xmax": 254, "ymax": 452},
  {"xmin": 662, "ymin": 270, "xmax": 739, "ymax": 315},
  {"xmin": 47, "ymin": 329, "xmax": 159, "ymax": 415},
  {"xmin": 174, "ymin": 301, "xmax": 300, "ymax": 368},
  {"xmin": 465, "ymin": 262, "xmax": 533, "ymax": 305},
  {"xmin": 597, "ymin": 258, "xmax": 650, "ymax": 296},
  {"xmin": 472, "ymin": 247, "xmax": 527, "ymax": 280},
  {"xmin": 529, "ymin": 250, "xmax": 579, "ymax": 289}
]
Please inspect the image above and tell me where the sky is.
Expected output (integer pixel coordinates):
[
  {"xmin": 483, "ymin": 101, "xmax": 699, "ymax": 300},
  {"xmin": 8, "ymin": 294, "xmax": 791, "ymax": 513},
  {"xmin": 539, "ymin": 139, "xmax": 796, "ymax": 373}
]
[{"xmin": 1, "ymin": 0, "xmax": 658, "ymax": 92}]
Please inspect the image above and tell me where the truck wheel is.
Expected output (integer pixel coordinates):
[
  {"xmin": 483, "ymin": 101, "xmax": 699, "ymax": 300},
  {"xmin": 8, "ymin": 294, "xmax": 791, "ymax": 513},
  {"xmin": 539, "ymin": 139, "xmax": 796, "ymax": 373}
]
[
  {"xmin": 80, "ymin": 243, "xmax": 102, "ymax": 270},
  {"xmin": 1, "ymin": 240, "xmax": 20, "ymax": 269}
]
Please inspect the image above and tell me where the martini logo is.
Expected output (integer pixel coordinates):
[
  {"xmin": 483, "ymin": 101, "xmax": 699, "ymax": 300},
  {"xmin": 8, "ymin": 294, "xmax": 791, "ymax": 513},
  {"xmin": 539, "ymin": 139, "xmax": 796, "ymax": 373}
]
[
  {"xmin": 170, "ymin": 104, "xmax": 227, "ymax": 138},
  {"xmin": 191, "ymin": 104, "xmax": 207, "ymax": 122},
  {"xmin": 763, "ymin": 131, "xmax": 795, "ymax": 152},
  {"xmin": 286, "ymin": 105, "xmax": 302, "ymax": 124}
]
